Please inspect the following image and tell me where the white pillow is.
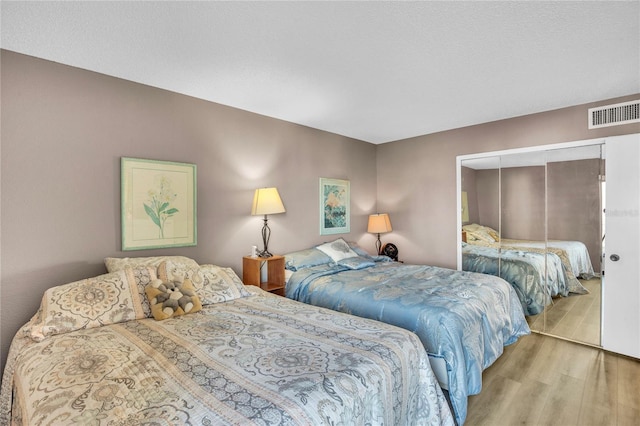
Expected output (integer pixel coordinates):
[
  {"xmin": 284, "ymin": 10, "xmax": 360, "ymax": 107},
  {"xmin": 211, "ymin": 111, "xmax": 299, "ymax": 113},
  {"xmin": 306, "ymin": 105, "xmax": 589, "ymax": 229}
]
[{"xmin": 316, "ymin": 238, "xmax": 358, "ymax": 262}]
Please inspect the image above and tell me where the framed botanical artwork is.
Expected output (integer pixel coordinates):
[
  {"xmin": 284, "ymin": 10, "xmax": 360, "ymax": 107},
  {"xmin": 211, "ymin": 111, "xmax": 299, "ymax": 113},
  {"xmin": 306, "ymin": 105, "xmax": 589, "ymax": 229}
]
[
  {"xmin": 319, "ymin": 177, "xmax": 350, "ymax": 235},
  {"xmin": 121, "ymin": 157, "xmax": 197, "ymax": 250}
]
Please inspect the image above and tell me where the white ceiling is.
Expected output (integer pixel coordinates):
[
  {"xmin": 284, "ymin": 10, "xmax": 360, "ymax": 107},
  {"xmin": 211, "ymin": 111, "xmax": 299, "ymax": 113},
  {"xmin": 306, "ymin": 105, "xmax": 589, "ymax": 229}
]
[{"xmin": 1, "ymin": 1, "xmax": 639, "ymax": 144}]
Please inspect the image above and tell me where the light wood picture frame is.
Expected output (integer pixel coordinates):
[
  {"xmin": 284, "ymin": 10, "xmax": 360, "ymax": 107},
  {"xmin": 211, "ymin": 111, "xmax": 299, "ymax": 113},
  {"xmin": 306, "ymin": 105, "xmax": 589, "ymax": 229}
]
[{"xmin": 121, "ymin": 157, "xmax": 197, "ymax": 250}]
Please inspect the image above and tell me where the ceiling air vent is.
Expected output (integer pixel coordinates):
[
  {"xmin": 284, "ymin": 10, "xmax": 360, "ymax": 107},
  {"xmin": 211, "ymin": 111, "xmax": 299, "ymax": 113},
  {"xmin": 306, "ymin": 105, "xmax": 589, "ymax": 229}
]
[{"xmin": 588, "ymin": 99, "xmax": 640, "ymax": 129}]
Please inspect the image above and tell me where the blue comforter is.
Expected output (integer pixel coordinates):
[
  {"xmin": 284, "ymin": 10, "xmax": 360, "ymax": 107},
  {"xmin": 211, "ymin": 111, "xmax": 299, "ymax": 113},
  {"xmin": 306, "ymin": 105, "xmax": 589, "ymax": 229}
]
[
  {"xmin": 286, "ymin": 261, "xmax": 529, "ymax": 425},
  {"xmin": 462, "ymin": 242, "xmax": 573, "ymax": 315}
]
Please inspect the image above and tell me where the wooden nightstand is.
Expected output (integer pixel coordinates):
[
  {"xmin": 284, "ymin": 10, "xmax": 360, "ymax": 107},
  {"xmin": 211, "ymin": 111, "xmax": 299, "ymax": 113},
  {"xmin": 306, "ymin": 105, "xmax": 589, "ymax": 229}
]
[{"xmin": 242, "ymin": 255, "xmax": 285, "ymax": 296}]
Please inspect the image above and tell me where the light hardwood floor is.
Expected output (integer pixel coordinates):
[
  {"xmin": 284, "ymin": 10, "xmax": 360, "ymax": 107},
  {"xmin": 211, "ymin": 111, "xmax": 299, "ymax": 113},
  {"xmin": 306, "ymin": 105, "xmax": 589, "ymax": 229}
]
[
  {"xmin": 466, "ymin": 332, "xmax": 640, "ymax": 425},
  {"xmin": 527, "ymin": 278, "xmax": 602, "ymax": 346}
]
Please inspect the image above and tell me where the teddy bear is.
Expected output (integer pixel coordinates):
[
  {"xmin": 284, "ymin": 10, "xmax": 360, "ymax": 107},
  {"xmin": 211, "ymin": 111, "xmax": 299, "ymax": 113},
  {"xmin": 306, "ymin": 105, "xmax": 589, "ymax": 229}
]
[{"xmin": 145, "ymin": 278, "xmax": 202, "ymax": 320}]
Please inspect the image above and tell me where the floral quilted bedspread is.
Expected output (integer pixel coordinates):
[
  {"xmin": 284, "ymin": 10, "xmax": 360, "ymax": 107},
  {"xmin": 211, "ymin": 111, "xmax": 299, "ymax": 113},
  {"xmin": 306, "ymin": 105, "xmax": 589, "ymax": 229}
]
[{"xmin": 0, "ymin": 288, "xmax": 453, "ymax": 426}]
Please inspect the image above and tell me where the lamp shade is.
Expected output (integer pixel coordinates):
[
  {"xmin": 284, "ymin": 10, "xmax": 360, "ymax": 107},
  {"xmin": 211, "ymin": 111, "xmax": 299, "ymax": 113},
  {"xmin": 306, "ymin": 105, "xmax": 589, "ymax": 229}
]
[
  {"xmin": 251, "ymin": 187, "xmax": 286, "ymax": 216},
  {"xmin": 367, "ymin": 213, "xmax": 392, "ymax": 233}
]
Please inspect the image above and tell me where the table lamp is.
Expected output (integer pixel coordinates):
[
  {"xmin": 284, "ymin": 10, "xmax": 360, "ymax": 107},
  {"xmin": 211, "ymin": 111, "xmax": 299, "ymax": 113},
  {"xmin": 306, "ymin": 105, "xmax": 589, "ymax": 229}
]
[
  {"xmin": 367, "ymin": 213, "xmax": 392, "ymax": 255},
  {"xmin": 251, "ymin": 187, "xmax": 286, "ymax": 257}
]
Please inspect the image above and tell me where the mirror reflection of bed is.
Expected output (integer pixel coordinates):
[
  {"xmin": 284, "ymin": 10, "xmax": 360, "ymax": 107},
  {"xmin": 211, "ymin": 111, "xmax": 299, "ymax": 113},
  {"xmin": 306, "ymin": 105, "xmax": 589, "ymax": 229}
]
[
  {"xmin": 462, "ymin": 223, "xmax": 600, "ymax": 344},
  {"xmin": 459, "ymin": 144, "xmax": 603, "ymax": 347}
]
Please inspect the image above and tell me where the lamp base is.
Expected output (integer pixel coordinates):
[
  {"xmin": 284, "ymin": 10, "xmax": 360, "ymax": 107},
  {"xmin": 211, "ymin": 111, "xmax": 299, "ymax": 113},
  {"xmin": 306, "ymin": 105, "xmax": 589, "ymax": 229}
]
[
  {"xmin": 258, "ymin": 250, "xmax": 273, "ymax": 258},
  {"xmin": 259, "ymin": 215, "xmax": 273, "ymax": 258},
  {"xmin": 375, "ymin": 233, "xmax": 382, "ymax": 255}
]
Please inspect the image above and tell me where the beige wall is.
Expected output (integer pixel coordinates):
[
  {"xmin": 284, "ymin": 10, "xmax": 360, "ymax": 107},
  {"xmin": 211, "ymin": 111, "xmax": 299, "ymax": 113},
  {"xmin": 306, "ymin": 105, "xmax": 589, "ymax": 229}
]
[
  {"xmin": 376, "ymin": 94, "xmax": 639, "ymax": 268},
  {"xmin": 0, "ymin": 50, "xmax": 378, "ymax": 372}
]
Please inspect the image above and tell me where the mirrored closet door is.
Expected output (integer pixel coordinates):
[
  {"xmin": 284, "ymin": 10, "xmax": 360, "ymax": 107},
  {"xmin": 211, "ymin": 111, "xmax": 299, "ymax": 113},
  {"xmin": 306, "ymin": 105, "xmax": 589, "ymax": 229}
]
[
  {"xmin": 458, "ymin": 141, "xmax": 604, "ymax": 348},
  {"xmin": 542, "ymin": 145, "xmax": 604, "ymax": 345}
]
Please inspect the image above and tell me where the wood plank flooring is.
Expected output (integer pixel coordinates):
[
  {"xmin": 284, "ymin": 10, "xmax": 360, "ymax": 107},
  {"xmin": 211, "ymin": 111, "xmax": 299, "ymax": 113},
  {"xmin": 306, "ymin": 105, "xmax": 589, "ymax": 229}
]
[
  {"xmin": 466, "ymin": 332, "xmax": 640, "ymax": 425},
  {"xmin": 526, "ymin": 278, "xmax": 601, "ymax": 346}
]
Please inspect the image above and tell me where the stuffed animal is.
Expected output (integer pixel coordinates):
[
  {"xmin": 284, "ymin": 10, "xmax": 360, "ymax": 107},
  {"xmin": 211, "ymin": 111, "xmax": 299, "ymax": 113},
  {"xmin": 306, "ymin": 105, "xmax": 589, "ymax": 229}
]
[{"xmin": 145, "ymin": 278, "xmax": 202, "ymax": 320}]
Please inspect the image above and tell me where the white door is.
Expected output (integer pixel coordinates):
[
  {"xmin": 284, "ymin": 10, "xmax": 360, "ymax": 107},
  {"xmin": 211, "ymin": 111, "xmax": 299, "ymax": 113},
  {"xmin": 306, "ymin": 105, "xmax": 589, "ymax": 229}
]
[{"xmin": 602, "ymin": 133, "xmax": 640, "ymax": 358}]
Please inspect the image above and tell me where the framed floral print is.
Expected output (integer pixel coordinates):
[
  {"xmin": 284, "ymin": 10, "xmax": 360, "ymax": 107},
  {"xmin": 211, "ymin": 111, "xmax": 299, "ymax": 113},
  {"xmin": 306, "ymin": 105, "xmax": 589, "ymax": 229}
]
[
  {"xmin": 121, "ymin": 157, "xmax": 197, "ymax": 250},
  {"xmin": 319, "ymin": 177, "xmax": 350, "ymax": 235}
]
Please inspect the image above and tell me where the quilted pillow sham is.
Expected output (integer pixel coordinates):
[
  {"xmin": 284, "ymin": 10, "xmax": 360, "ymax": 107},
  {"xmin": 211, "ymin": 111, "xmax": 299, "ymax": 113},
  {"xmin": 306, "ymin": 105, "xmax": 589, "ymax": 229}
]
[
  {"xmin": 348, "ymin": 242, "xmax": 374, "ymax": 258},
  {"xmin": 104, "ymin": 255, "xmax": 199, "ymax": 273},
  {"xmin": 284, "ymin": 248, "xmax": 332, "ymax": 271},
  {"xmin": 337, "ymin": 256, "xmax": 376, "ymax": 270},
  {"xmin": 27, "ymin": 267, "xmax": 156, "ymax": 342},
  {"xmin": 463, "ymin": 224, "xmax": 499, "ymax": 243},
  {"xmin": 157, "ymin": 261, "xmax": 250, "ymax": 305},
  {"xmin": 347, "ymin": 242, "xmax": 394, "ymax": 263}
]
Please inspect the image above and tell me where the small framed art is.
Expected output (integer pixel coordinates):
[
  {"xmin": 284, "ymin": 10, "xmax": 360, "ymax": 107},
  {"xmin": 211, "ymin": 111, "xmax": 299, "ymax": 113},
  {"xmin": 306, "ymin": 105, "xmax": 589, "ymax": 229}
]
[
  {"xmin": 121, "ymin": 157, "xmax": 197, "ymax": 250},
  {"xmin": 319, "ymin": 177, "xmax": 350, "ymax": 235}
]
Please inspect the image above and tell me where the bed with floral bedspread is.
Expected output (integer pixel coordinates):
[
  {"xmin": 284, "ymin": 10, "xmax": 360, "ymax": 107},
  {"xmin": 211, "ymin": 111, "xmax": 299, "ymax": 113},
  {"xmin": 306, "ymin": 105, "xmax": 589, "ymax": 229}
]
[{"xmin": 0, "ymin": 256, "xmax": 453, "ymax": 426}]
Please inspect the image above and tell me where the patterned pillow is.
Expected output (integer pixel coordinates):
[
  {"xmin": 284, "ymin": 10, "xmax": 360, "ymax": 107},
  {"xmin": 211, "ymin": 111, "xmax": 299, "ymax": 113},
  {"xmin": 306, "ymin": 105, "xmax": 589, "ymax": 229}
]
[
  {"xmin": 337, "ymin": 256, "xmax": 376, "ymax": 270},
  {"xmin": 155, "ymin": 259, "xmax": 199, "ymax": 284},
  {"xmin": 284, "ymin": 248, "xmax": 332, "ymax": 271},
  {"xmin": 462, "ymin": 224, "xmax": 499, "ymax": 243},
  {"xmin": 124, "ymin": 266, "xmax": 159, "ymax": 318},
  {"xmin": 104, "ymin": 256, "xmax": 199, "ymax": 273},
  {"xmin": 316, "ymin": 238, "xmax": 358, "ymax": 262},
  {"xmin": 27, "ymin": 267, "xmax": 155, "ymax": 342},
  {"xmin": 157, "ymin": 261, "xmax": 250, "ymax": 305},
  {"xmin": 347, "ymin": 242, "xmax": 392, "ymax": 263},
  {"xmin": 487, "ymin": 228, "xmax": 500, "ymax": 242}
]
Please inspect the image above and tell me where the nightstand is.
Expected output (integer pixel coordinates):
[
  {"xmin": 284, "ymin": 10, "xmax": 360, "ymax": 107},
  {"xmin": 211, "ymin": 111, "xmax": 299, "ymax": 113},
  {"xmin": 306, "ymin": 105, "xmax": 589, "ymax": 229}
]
[{"xmin": 242, "ymin": 255, "xmax": 285, "ymax": 296}]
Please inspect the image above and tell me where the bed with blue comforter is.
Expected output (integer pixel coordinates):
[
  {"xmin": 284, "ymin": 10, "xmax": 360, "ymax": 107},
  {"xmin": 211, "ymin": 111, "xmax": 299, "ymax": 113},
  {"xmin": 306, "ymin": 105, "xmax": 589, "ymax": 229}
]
[
  {"xmin": 462, "ymin": 242, "xmax": 588, "ymax": 315},
  {"xmin": 284, "ymin": 239, "xmax": 530, "ymax": 426}
]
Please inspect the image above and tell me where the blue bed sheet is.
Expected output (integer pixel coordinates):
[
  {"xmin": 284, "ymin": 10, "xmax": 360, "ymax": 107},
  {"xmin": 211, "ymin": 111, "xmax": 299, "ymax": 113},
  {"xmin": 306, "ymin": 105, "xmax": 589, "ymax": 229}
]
[
  {"xmin": 286, "ymin": 261, "xmax": 530, "ymax": 425},
  {"xmin": 462, "ymin": 242, "xmax": 572, "ymax": 315}
]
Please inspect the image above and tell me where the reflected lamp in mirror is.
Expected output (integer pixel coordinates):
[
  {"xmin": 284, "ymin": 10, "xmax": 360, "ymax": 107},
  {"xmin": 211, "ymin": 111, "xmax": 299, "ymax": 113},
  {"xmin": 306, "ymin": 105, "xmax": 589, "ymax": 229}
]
[
  {"xmin": 367, "ymin": 213, "xmax": 392, "ymax": 255},
  {"xmin": 251, "ymin": 187, "xmax": 286, "ymax": 257}
]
